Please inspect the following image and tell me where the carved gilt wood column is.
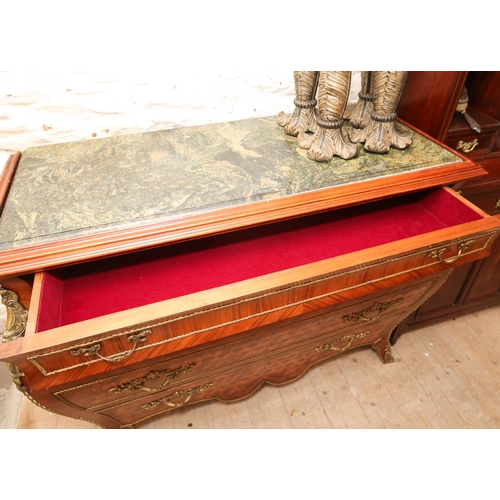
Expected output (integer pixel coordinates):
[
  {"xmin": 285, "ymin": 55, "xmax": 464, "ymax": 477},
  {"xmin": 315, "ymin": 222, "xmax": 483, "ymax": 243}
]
[
  {"xmin": 277, "ymin": 71, "xmax": 319, "ymax": 139},
  {"xmin": 302, "ymin": 71, "xmax": 360, "ymax": 161},
  {"xmin": 348, "ymin": 71, "xmax": 374, "ymax": 129},
  {"xmin": 363, "ymin": 71, "xmax": 412, "ymax": 154}
]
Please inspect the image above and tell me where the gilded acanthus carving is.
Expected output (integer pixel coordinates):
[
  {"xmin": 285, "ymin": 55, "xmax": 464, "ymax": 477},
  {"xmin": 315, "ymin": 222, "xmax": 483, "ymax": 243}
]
[
  {"xmin": 109, "ymin": 364, "xmax": 195, "ymax": 393},
  {"xmin": 346, "ymin": 71, "xmax": 374, "ymax": 129},
  {"xmin": 7, "ymin": 362, "xmax": 104, "ymax": 427},
  {"xmin": 315, "ymin": 331, "xmax": 369, "ymax": 353},
  {"xmin": 7, "ymin": 363, "xmax": 26, "ymax": 393},
  {"xmin": 343, "ymin": 298, "xmax": 403, "ymax": 323},
  {"xmin": 277, "ymin": 71, "xmax": 319, "ymax": 140},
  {"xmin": 384, "ymin": 344, "xmax": 395, "ymax": 363},
  {"xmin": 141, "ymin": 383, "xmax": 213, "ymax": 410},
  {"xmin": 301, "ymin": 71, "xmax": 360, "ymax": 161},
  {"xmin": 362, "ymin": 71, "xmax": 412, "ymax": 153},
  {"xmin": 0, "ymin": 285, "xmax": 28, "ymax": 343}
]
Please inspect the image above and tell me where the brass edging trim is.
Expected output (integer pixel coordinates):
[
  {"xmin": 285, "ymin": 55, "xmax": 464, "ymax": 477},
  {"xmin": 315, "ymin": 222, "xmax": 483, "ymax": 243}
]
[
  {"xmin": 53, "ymin": 277, "xmax": 437, "ymax": 413},
  {"xmin": 94, "ymin": 277, "xmax": 439, "ymax": 422},
  {"xmin": 95, "ymin": 324, "xmax": 381, "ymax": 420},
  {"xmin": 6, "ymin": 362, "xmax": 105, "ymax": 429},
  {"xmin": 388, "ymin": 268, "xmax": 453, "ymax": 346},
  {"xmin": 29, "ymin": 231, "xmax": 496, "ymax": 377},
  {"xmin": 117, "ymin": 315, "xmax": 408, "ymax": 428},
  {"xmin": 55, "ymin": 313, "xmax": 374, "ymax": 411},
  {"xmin": 124, "ymin": 273, "xmax": 452, "ymax": 429},
  {"xmin": 97, "ymin": 315, "xmax": 398, "ymax": 415}
]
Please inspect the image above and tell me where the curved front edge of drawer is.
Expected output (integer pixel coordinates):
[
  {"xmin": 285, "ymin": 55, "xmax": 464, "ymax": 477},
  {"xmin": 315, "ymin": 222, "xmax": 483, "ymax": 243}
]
[
  {"xmin": 95, "ymin": 272, "xmax": 450, "ymax": 428},
  {"xmin": 16, "ymin": 271, "xmax": 450, "ymax": 428},
  {"xmin": 50, "ymin": 273, "xmax": 441, "ymax": 410},
  {"xmin": 21, "ymin": 226, "xmax": 498, "ymax": 383},
  {"xmin": 95, "ymin": 316, "xmax": 399, "ymax": 428}
]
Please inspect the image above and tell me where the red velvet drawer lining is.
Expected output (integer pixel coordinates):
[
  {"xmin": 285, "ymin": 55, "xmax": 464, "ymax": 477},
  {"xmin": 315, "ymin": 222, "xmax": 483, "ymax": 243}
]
[{"xmin": 36, "ymin": 188, "xmax": 481, "ymax": 332}]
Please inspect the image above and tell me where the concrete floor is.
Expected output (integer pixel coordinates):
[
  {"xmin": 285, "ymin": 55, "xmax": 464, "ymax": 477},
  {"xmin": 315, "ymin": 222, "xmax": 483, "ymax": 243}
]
[{"xmin": 0, "ymin": 303, "xmax": 23, "ymax": 428}]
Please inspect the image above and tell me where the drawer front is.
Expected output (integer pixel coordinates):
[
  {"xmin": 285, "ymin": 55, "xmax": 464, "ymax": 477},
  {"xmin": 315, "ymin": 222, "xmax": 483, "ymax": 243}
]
[
  {"xmin": 25, "ymin": 228, "xmax": 497, "ymax": 382},
  {"xmin": 460, "ymin": 188, "xmax": 500, "ymax": 215},
  {"xmin": 95, "ymin": 314, "xmax": 400, "ymax": 428},
  {"xmin": 53, "ymin": 275, "xmax": 442, "ymax": 411},
  {"xmin": 444, "ymin": 109, "xmax": 500, "ymax": 158},
  {"xmin": 421, "ymin": 232, "xmax": 494, "ymax": 265},
  {"xmin": 457, "ymin": 156, "xmax": 500, "ymax": 193},
  {"xmin": 445, "ymin": 130, "xmax": 498, "ymax": 158}
]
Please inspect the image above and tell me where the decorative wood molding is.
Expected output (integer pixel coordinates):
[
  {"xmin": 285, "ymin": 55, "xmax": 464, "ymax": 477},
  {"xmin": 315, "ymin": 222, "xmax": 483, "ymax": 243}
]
[
  {"xmin": 0, "ymin": 152, "xmax": 21, "ymax": 217},
  {"xmin": 0, "ymin": 153, "xmax": 486, "ymax": 278}
]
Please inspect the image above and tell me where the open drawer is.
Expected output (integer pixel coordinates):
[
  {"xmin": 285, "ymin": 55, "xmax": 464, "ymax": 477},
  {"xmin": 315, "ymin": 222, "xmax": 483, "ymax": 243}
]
[{"xmin": 1, "ymin": 186, "xmax": 498, "ymax": 385}]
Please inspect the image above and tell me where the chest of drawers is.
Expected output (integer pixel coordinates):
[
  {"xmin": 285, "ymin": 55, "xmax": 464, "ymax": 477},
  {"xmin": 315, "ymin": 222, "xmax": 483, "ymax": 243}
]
[{"xmin": 0, "ymin": 116, "xmax": 498, "ymax": 428}]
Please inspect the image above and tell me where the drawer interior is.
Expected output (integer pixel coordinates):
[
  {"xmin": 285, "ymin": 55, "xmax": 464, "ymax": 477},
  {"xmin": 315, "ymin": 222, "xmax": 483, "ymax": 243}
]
[{"xmin": 35, "ymin": 188, "xmax": 482, "ymax": 332}]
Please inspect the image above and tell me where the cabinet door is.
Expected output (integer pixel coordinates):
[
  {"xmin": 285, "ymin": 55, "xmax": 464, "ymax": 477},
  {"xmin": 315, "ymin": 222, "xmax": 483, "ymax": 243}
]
[
  {"xmin": 461, "ymin": 230, "xmax": 500, "ymax": 305},
  {"xmin": 402, "ymin": 215, "xmax": 500, "ymax": 331},
  {"xmin": 398, "ymin": 72, "xmax": 467, "ymax": 141},
  {"xmin": 404, "ymin": 262, "xmax": 475, "ymax": 325}
]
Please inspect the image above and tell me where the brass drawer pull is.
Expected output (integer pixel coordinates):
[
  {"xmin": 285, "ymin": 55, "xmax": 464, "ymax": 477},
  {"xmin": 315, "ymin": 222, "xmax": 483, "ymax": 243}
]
[
  {"xmin": 71, "ymin": 329, "xmax": 152, "ymax": 362},
  {"xmin": 343, "ymin": 298, "xmax": 403, "ymax": 323},
  {"xmin": 315, "ymin": 331, "xmax": 369, "ymax": 353},
  {"xmin": 428, "ymin": 240, "xmax": 475, "ymax": 264},
  {"xmin": 456, "ymin": 139, "xmax": 479, "ymax": 153},
  {"xmin": 495, "ymin": 199, "xmax": 500, "ymax": 209},
  {"xmin": 141, "ymin": 383, "xmax": 213, "ymax": 410},
  {"xmin": 109, "ymin": 363, "xmax": 195, "ymax": 393}
]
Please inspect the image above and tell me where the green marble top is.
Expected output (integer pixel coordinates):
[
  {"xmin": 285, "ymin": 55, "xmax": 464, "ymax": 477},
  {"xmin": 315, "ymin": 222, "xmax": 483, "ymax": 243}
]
[{"xmin": 0, "ymin": 116, "xmax": 461, "ymax": 251}]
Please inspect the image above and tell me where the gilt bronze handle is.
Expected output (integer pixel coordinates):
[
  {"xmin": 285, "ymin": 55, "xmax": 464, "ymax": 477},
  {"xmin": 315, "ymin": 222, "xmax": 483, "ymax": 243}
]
[
  {"xmin": 456, "ymin": 139, "xmax": 479, "ymax": 153},
  {"xmin": 428, "ymin": 240, "xmax": 475, "ymax": 264},
  {"xmin": 109, "ymin": 364, "xmax": 195, "ymax": 393},
  {"xmin": 343, "ymin": 298, "xmax": 403, "ymax": 323},
  {"xmin": 71, "ymin": 329, "xmax": 152, "ymax": 362},
  {"xmin": 315, "ymin": 331, "xmax": 369, "ymax": 353},
  {"xmin": 141, "ymin": 383, "xmax": 213, "ymax": 410}
]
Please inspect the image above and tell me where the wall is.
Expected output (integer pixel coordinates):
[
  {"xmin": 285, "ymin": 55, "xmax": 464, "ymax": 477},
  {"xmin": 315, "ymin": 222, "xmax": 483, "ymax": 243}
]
[{"xmin": 0, "ymin": 71, "xmax": 361, "ymax": 168}]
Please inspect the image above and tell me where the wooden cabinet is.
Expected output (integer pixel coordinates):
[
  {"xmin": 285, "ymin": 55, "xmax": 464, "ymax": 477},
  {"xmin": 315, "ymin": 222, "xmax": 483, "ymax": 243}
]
[
  {"xmin": 394, "ymin": 71, "xmax": 500, "ymax": 336},
  {"xmin": 1, "ymin": 116, "xmax": 498, "ymax": 428}
]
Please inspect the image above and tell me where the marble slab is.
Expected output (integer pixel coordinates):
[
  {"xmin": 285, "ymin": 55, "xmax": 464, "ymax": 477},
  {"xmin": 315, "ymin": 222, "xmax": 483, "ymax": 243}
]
[{"xmin": 0, "ymin": 116, "xmax": 461, "ymax": 251}]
